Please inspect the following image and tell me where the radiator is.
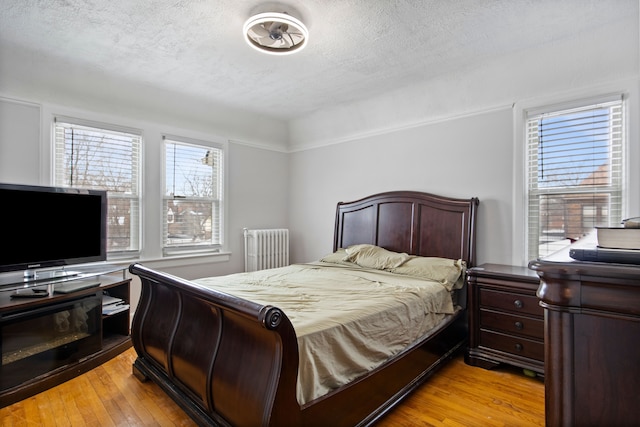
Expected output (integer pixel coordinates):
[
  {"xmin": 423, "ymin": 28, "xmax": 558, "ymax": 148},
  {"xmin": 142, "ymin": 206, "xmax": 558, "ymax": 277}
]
[{"xmin": 243, "ymin": 228, "xmax": 290, "ymax": 272}]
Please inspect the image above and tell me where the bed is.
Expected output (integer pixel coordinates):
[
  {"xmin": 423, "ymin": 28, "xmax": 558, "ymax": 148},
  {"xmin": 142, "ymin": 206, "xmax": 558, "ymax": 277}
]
[{"xmin": 129, "ymin": 190, "xmax": 479, "ymax": 426}]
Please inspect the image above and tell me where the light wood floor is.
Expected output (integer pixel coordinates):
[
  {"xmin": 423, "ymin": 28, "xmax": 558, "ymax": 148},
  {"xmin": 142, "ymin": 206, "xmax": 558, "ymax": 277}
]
[{"xmin": 1, "ymin": 348, "xmax": 544, "ymax": 426}]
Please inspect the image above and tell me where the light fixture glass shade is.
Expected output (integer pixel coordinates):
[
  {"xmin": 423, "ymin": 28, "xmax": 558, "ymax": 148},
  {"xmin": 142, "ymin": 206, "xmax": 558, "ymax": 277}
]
[{"xmin": 243, "ymin": 12, "xmax": 308, "ymax": 55}]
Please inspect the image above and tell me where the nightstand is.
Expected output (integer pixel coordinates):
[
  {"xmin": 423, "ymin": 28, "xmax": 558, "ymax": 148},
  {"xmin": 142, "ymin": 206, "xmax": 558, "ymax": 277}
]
[{"xmin": 465, "ymin": 263, "xmax": 544, "ymax": 374}]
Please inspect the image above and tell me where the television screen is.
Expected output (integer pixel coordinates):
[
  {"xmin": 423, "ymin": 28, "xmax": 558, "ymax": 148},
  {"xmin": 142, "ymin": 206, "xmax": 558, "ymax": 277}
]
[{"xmin": 0, "ymin": 183, "xmax": 107, "ymax": 275}]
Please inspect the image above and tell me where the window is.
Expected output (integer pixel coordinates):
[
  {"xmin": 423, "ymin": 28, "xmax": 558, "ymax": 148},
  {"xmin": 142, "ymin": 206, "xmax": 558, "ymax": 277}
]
[
  {"xmin": 526, "ymin": 96, "xmax": 624, "ymax": 259},
  {"xmin": 163, "ymin": 136, "xmax": 224, "ymax": 255},
  {"xmin": 54, "ymin": 118, "xmax": 142, "ymax": 257}
]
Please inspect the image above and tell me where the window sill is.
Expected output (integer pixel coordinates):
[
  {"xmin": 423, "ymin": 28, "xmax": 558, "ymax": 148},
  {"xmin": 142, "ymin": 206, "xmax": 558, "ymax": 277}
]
[{"xmin": 108, "ymin": 251, "xmax": 231, "ymax": 271}]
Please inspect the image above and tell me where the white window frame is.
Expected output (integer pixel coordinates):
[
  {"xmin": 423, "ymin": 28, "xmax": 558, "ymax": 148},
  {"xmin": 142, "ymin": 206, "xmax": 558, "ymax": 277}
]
[
  {"xmin": 162, "ymin": 134, "xmax": 225, "ymax": 257},
  {"xmin": 513, "ymin": 85, "xmax": 639, "ymax": 266},
  {"xmin": 525, "ymin": 96, "xmax": 624, "ymax": 259},
  {"xmin": 52, "ymin": 116, "xmax": 142, "ymax": 259}
]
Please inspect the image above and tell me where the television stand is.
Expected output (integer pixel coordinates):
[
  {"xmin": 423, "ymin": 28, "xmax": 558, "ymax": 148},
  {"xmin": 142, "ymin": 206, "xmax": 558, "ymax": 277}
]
[{"xmin": 0, "ymin": 265, "xmax": 132, "ymax": 408}]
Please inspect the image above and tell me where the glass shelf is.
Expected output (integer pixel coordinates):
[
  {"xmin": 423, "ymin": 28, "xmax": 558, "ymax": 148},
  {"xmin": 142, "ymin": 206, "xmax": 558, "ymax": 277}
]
[{"xmin": 0, "ymin": 264, "xmax": 125, "ymax": 289}]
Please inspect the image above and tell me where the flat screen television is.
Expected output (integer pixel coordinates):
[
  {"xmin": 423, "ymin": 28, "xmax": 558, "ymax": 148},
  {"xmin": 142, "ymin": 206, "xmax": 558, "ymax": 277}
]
[{"xmin": 0, "ymin": 183, "xmax": 107, "ymax": 279}]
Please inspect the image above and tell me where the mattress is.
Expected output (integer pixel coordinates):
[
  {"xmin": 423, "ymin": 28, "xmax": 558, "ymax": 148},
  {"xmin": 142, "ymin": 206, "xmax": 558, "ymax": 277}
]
[{"xmin": 194, "ymin": 261, "xmax": 457, "ymax": 405}]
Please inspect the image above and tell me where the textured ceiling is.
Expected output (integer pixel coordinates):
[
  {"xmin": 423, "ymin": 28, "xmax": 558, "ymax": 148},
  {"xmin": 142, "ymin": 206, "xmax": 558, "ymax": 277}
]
[{"xmin": 0, "ymin": 0, "xmax": 632, "ymax": 121}]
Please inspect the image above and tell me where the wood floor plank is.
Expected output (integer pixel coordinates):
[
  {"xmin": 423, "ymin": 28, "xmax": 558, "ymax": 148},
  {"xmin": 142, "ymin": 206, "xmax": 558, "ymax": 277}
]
[
  {"xmin": 92, "ymin": 362, "xmax": 137, "ymax": 426},
  {"xmin": 83, "ymin": 368, "xmax": 121, "ymax": 427},
  {"xmin": 59, "ymin": 380, "xmax": 88, "ymax": 426},
  {"xmin": 103, "ymin": 360, "xmax": 156, "ymax": 425},
  {"xmin": 0, "ymin": 349, "xmax": 543, "ymax": 426},
  {"xmin": 34, "ymin": 392, "xmax": 57, "ymax": 427},
  {"xmin": 105, "ymin": 350, "xmax": 189, "ymax": 427},
  {"xmin": 72, "ymin": 370, "xmax": 114, "ymax": 427}
]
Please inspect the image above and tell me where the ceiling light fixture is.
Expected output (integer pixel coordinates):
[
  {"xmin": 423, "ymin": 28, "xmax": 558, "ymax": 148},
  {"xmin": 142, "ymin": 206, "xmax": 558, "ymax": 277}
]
[{"xmin": 243, "ymin": 12, "xmax": 308, "ymax": 55}]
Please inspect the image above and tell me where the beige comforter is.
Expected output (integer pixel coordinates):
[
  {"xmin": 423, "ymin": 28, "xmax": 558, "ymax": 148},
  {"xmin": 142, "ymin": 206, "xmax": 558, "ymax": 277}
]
[{"xmin": 194, "ymin": 262, "xmax": 456, "ymax": 405}]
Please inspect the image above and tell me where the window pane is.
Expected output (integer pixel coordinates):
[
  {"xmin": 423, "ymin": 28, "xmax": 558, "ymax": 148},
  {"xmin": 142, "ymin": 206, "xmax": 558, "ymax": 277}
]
[
  {"xmin": 54, "ymin": 120, "xmax": 141, "ymax": 255},
  {"xmin": 527, "ymin": 100, "xmax": 623, "ymax": 260},
  {"xmin": 165, "ymin": 142, "xmax": 218, "ymax": 198},
  {"xmin": 55, "ymin": 126, "xmax": 139, "ymax": 192},
  {"xmin": 534, "ymin": 193, "xmax": 611, "ymax": 257},
  {"xmin": 164, "ymin": 138, "xmax": 223, "ymax": 252},
  {"xmin": 107, "ymin": 195, "xmax": 140, "ymax": 252},
  {"xmin": 537, "ymin": 109, "xmax": 612, "ymax": 189},
  {"xmin": 166, "ymin": 199, "xmax": 215, "ymax": 245}
]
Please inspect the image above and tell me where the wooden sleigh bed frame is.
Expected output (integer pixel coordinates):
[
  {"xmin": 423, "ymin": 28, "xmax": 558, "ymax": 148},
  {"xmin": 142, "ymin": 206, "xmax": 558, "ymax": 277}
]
[{"xmin": 129, "ymin": 191, "xmax": 479, "ymax": 426}]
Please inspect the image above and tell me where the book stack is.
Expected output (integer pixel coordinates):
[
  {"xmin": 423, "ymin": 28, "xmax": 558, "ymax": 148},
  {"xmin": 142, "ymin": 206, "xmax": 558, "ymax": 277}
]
[
  {"xmin": 569, "ymin": 220, "xmax": 640, "ymax": 264},
  {"xmin": 102, "ymin": 293, "xmax": 129, "ymax": 315}
]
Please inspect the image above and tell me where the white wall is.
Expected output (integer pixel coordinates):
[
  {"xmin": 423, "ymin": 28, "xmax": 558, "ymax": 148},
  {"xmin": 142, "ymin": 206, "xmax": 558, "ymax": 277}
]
[
  {"xmin": 0, "ymin": 98, "xmax": 41, "ymax": 185},
  {"xmin": 289, "ymin": 107, "xmax": 514, "ymax": 265}
]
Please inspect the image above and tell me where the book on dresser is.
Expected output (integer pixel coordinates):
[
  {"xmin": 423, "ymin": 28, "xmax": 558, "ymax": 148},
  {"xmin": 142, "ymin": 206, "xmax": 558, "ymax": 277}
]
[{"xmin": 596, "ymin": 226, "xmax": 640, "ymax": 249}]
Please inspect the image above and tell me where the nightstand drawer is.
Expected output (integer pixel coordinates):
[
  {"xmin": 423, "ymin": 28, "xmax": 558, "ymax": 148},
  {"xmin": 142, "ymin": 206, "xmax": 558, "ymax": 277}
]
[
  {"xmin": 479, "ymin": 288, "xmax": 542, "ymax": 317},
  {"xmin": 479, "ymin": 309, "xmax": 544, "ymax": 339},
  {"xmin": 479, "ymin": 330, "xmax": 544, "ymax": 361}
]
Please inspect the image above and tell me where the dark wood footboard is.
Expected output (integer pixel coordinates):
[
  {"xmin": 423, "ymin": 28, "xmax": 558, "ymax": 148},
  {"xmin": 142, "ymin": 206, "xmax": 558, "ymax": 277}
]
[
  {"xmin": 130, "ymin": 263, "xmax": 467, "ymax": 427},
  {"xmin": 129, "ymin": 263, "xmax": 301, "ymax": 427}
]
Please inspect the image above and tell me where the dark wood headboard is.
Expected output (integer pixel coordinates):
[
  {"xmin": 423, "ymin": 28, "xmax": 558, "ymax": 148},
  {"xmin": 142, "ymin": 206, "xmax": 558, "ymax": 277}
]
[{"xmin": 334, "ymin": 191, "xmax": 479, "ymax": 267}]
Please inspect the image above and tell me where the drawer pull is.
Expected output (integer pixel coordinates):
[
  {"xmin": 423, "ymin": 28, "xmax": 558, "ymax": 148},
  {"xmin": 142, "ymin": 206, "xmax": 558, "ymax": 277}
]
[
  {"xmin": 515, "ymin": 343, "xmax": 523, "ymax": 352},
  {"xmin": 514, "ymin": 299, "xmax": 524, "ymax": 309},
  {"xmin": 515, "ymin": 321, "xmax": 524, "ymax": 330}
]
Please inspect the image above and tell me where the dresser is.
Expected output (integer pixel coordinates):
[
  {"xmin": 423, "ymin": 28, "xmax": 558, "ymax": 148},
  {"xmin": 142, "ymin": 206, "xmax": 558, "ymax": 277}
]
[
  {"xmin": 530, "ymin": 255, "xmax": 640, "ymax": 427},
  {"xmin": 466, "ymin": 263, "xmax": 544, "ymax": 374}
]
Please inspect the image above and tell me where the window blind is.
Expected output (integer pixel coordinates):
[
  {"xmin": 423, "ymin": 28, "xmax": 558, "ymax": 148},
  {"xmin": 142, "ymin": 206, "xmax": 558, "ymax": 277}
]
[
  {"xmin": 526, "ymin": 98, "xmax": 624, "ymax": 259},
  {"xmin": 163, "ymin": 137, "xmax": 223, "ymax": 254},
  {"xmin": 53, "ymin": 119, "xmax": 142, "ymax": 256}
]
